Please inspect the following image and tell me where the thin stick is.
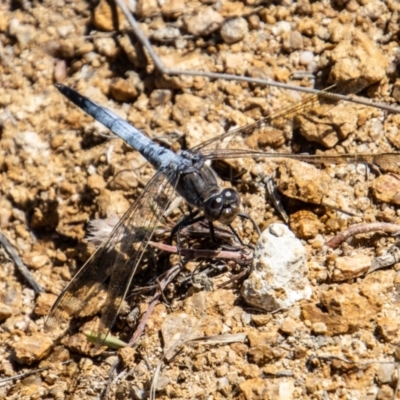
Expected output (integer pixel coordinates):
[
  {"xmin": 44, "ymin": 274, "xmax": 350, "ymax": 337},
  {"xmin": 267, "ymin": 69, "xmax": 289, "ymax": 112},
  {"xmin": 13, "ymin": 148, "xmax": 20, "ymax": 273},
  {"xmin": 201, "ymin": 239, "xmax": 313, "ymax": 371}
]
[
  {"xmin": 0, "ymin": 231, "xmax": 44, "ymax": 293},
  {"xmin": 314, "ymin": 354, "xmax": 397, "ymax": 366},
  {"xmin": 325, "ymin": 222, "xmax": 400, "ymax": 249},
  {"xmin": 148, "ymin": 241, "xmax": 253, "ymax": 262},
  {"xmin": 114, "ymin": 0, "xmax": 400, "ymax": 114},
  {"xmin": 0, "ymin": 360, "xmax": 71, "ymax": 386},
  {"xmin": 128, "ymin": 264, "xmax": 181, "ymax": 346}
]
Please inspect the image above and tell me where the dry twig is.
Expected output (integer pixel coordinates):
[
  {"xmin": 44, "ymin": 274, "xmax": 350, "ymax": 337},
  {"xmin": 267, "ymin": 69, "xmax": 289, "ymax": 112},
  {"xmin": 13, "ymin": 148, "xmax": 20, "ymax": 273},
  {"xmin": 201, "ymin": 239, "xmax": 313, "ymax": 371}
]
[
  {"xmin": 148, "ymin": 241, "xmax": 253, "ymax": 262},
  {"xmin": 0, "ymin": 230, "xmax": 44, "ymax": 293},
  {"xmin": 128, "ymin": 264, "xmax": 181, "ymax": 346},
  {"xmin": 325, "ymin": 222, "xmax": 400, "ymax": 249},
  {"xmin": 0, "ymin": 361, "xmax": 71, "ymax": 387}
]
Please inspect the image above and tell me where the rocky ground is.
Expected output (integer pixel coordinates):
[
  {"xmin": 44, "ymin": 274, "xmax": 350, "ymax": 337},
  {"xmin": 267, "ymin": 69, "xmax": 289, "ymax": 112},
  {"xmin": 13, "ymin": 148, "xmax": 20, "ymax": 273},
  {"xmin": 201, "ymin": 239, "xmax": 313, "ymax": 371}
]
[{"xmin": 1, "ymin": 0, "xmax": 400, "ymax": 399}]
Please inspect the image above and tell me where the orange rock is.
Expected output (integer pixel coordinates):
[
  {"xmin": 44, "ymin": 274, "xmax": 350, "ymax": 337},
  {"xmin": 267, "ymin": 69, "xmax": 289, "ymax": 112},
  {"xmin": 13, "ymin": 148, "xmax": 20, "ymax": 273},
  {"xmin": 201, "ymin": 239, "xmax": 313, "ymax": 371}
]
[
  {"xmin": 301, "ymin": 284, "xmax": 380, "ymax": 335},
  {"xmin": 371, "ymin": 174, "xmax": 400, "ymax": 205},
  {"xmin": 11, "ymin": 333, "xmax": 53, "ymax": 364}
]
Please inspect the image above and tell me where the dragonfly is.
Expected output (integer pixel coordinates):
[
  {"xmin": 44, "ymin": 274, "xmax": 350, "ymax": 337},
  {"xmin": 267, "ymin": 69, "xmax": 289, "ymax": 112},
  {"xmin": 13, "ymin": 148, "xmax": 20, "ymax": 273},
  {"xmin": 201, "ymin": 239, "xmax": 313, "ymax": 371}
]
[{"xmin": 46, "ymin": 78, "xmax": 400, "ymax": 343}]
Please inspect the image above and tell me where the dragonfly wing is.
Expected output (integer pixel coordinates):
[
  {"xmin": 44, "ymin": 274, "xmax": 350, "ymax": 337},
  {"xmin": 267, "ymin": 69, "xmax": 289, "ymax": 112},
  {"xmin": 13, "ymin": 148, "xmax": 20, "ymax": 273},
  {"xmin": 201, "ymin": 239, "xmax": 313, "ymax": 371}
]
[
  {"xmin": 200, "ymin": 149, "xmax": 400, "ymax": 173},
  {"xmin": 46, "ymin": 169, "xmax": 179, "ymax": 343},
  {"xmin": 192, "ymin": 78, "xmax": 371, "ymax": 155}
]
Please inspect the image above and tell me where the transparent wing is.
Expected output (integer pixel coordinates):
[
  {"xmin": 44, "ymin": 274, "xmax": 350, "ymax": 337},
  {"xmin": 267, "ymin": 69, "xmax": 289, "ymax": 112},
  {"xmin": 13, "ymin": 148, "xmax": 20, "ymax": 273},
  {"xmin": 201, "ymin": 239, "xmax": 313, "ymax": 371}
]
[
  {"xmin": 196, "ymin": 150, "xmax": 400, "ymax": 172},
  {"xmin": 192, "ymin": 78, "xmax": 371, "ymax": 155},
  {"xmin": 46, "ymin": 169, "xmax": 179, "ymax": 343}
]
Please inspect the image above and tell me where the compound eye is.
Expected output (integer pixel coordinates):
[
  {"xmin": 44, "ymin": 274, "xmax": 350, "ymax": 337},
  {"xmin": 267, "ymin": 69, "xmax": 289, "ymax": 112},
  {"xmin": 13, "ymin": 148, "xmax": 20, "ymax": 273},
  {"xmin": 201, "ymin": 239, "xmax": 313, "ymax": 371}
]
[
  {"xmin": 221, "ymin": 189, "xmax": 240, "ymax": 205},
  {"xmin": 219, "ymin": 189, "xmax": 241, "ymax": 224},
  {"xmin": 204, "ymin": 195, "xmax": 223, "ymax": 222}
]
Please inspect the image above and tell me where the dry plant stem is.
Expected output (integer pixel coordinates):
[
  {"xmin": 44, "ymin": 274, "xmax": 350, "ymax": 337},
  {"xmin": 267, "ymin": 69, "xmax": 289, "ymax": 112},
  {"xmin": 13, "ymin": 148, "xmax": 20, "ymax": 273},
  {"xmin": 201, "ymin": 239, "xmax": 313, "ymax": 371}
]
[
  {"xmin": 114, "ymin": 0, "xmax": 400, "ymax": 114},
  {"xmin": 148, "ymin": 241, "xmax": 253, "ymax": 262},
  {"xmin": 325, "ymin": 223, "xmax": 400, "ymax": 249},
  {"xmin": 0, "ymin": 361, "xmax": 71, "ymax": 386},
  {"xmin": 315, "ymin": 354, "xmax": 398, "ymax": 366},
  {"xmin": 128, "ymin": 264, "xmax": 181, "ymax": 346},
  {"xmin": 101, "ymin": 360, "xmax": 119, "ymax": 400},
  {"xmin": 0, "ymin": 230, "xmax": 44, "ymax": 293}
]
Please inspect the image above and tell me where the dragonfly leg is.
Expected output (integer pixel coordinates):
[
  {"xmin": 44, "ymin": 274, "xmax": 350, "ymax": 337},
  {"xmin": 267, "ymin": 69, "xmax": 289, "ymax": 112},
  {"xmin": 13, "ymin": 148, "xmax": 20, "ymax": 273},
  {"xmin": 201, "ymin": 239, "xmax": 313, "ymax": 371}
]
[
  {"xmin": 227, "ymin": 222, "xmax": 261, "ymax": 251},
  {"xmin": 169, "ymin": 210, "xmax": 204, "ymax": 244},
  {"xmin": 264, "ymin": 176, "xmax": 289, "ymax": 224},
  {"xmin": 228, "ymin": 224, "xmax": 244, "ymax": 246},
  {"xmin": 237, "ymin": 212, "xmax": 262, "ymax": 237},
  {"xmin": 208, "ymin": 220, "xmax": 217, "ymax": 243}
]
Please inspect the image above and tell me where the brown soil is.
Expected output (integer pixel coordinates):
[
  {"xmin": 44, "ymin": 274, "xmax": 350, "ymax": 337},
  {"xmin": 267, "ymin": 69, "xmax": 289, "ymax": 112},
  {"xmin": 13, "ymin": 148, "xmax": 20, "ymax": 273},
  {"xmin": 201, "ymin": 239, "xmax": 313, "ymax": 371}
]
[{"xmin": 1, "ymin": 0, "xmax": 400, "ymax": 399}]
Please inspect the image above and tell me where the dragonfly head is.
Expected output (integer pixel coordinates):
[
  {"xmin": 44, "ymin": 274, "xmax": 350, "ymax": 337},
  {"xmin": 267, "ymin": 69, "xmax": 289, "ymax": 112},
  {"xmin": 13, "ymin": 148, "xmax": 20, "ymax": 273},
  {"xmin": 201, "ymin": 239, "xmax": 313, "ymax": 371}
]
[{"xmin": 204, "ymin": 188, "xmax": 241, "ymax": 225}]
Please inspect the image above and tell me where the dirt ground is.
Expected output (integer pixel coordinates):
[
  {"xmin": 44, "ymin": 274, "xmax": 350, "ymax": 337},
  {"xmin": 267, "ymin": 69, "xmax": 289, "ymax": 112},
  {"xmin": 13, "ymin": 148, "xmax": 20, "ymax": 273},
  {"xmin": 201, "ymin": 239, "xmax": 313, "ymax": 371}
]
[{"xmin": 2, "ymin": 0, "xmax": 400, "ymax": 399}]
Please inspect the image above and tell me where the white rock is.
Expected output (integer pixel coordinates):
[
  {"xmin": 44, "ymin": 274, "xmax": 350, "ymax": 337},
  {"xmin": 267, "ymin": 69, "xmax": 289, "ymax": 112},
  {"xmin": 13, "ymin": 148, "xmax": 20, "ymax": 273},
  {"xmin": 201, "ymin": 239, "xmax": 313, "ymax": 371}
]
[
  {"xmin": 94, "ymin": 37, "xmax": 118, "ymax": 58},
  {"xmin": 56, "ymin": 22, "xmax": 75, "ymax": 38},
  {"xmin": 241, "ymin": 223, "xmax": 312, "ymax": 311},
  {"xmin": 299, "ymin": 51, "xmax": 314, "ymax": 66},
  {"xmin": 151, "ymin": 26, "xmax": 180, "ymax": 42},
  {"xmin": 220, "ymin": 17, "xmax": 248, "ymax": 45},
  {"xmin": 271, "ymin": 21, "xmax": 291, "ymax": 36},
  {"xmin": 8, "ymin": 19, "xmax": 36, "ymax": 45},
  {"xmin": 376, "ymin": 363, "xmax": 395, "ymax": 384}
]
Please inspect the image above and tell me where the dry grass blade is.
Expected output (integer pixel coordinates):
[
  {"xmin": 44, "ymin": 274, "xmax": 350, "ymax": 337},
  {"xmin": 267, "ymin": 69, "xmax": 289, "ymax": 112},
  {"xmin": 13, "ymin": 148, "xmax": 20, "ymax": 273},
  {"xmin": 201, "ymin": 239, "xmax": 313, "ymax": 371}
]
[
  {"xmin": 0, "ymin": 230, "xmax": 44, "ymax": 293},
  {"xmin": 0, "ymin": 361, "xmax": 71, "ymax": 387},
  {"xmin": 187, "ymin": 333, "xmax": 247, "ymax": 346},
  {"xmin": 314, "ymin": 354, "xmax": 398, "ymax": 366},
  {"xmin": 84, "ymin": 331, "xmax": 127, "ymax": 349},
  {"xmin": 128, "ymin": 264, "xmax": 181, "ymax": 346}
]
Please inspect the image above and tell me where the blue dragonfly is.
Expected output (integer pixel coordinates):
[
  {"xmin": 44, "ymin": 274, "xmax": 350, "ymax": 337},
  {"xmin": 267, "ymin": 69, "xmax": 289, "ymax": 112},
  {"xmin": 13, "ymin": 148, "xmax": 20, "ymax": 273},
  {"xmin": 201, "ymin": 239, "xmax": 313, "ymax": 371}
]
[{"xmin": 46, "ymin": 78, "xmax": 400, "ymax": 343}]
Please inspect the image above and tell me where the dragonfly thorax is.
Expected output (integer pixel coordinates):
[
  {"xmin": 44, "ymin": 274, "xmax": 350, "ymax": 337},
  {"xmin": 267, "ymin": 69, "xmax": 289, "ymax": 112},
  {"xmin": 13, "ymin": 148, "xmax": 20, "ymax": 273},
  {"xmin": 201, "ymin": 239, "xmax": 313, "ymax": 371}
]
[{"xmin": 204, "ymin": 188, "xmax": 241, "ymax": 224}]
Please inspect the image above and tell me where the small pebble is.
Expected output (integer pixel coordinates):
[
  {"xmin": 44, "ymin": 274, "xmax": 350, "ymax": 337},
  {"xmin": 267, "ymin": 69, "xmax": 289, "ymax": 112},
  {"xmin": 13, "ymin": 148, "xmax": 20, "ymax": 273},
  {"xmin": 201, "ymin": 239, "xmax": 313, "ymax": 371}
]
[
  {"xmin": 312, "ymin": 322, "xmax": 327, "ymax": 334},
  {"xmin": 109, "ymin": 78, "xmax": 139, "ymax": 102},
  {"xmin": 332, "ymin": 254, "xmax": 371, "ymax": 282},
  {"xmin": 137, "ymin": 0, "xmax": 159, "ymax": 18},
  {"xmin": 149, "ymin": 89, "xmax": 172, "ymax": 107},
  {"xmin": 151, "ymin": 26, "xmax": 181, "ymax": 42},
  {"xmin": 371, "ymin": 175, "xmax": 400, "ymax": 205},
  {"xmin": 94, "ymin": 37, "xmax": 118, "ymax": 58},
  {"xmin": 280, "ymin": 318, "xmax": 297, "ymax": 335},
  {"xmin": 11, "ymin": 333, "xmax": 53, "ymax": 365},
  {"xmin": 8, "ymin": 19, "xmax": 36, "ymax": 45},
  {"xmin": 376, "ymin": 363, "xmax": 395, "ymax": 384},
  {"xmin": 299, "ymin": 50, "xmax": 314, "ymax": 66},
  {"xmin": 92, "ymin": 0, "xmax": 116, "ymax": 31},
  {"xmin": 376, "ymin": 317, "xmax": 399, "ymax": 342},
  {"xmin": 184, "ymin": 7, "xmax": 223, "ymax": 36},
  {"xmin": 0, "ymin": 303, "xmax": 12, "ymax": 321},
  {"xmin": 161, "ymin": 0, "xmax": 185, "ymax": 18},
  {"xmin": 56, "ymin": 22, "xmax": 75, "ymax": 38},
  {"xmin": 290, "ymin": 210, "xmax": 323, "ymax": 239},
  {"xmin": 271, "ymin": 21, "xmax": 291, "ymax": 36},
  {"xmin": 23, "ymin": 252, "xmax": 50, "ymax": 270},
  {"xmin": 220, "ymin": 17, "xmax": 248, "ymax": 45},
  {"xmin": 284, "ymin": 30, "xmax": 303, "ymax": 51},
  {"xmin": 34, "ymin": 293, "xmax": 57, "ymax": 317}
]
